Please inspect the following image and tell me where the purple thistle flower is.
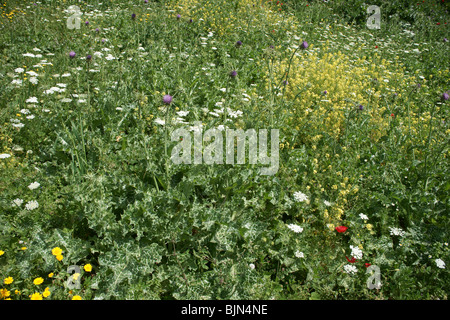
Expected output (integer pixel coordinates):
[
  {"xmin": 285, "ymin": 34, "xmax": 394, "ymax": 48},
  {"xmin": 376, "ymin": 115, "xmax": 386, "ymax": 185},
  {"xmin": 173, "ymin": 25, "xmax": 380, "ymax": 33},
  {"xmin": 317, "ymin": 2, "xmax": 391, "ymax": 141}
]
[
  {"xmin": 189, "ymin": 18, "xmax": 193, "ymax": 23},
  {"xmin": 132, "ymin": 13, "xmax": 136, "ymax": 19},
  {"xmin": 176, "ymin": 14, "xmax": 181, "ymax": 19},
  {"xmin": 95, "ymin": 28, "xmax": 99, "ymax": 32},
  {"xmin": 145, "ymin": 0, "xmax": 148, "ymax": 3},
  {"xmin": 85, "ymin": 21, "xmax": 89, "ymax": 26},
  {"xmin": 69, "ymin": 51, "xmax": 76, "ymax": 58},
  {"xmin": 323, "ymin": 90, "xmax": 327, "ymax": 95},
  {"xmin": 229, "ymin": 70, "xmax": 237, "ymax": 78},
  {"xmin": 301, "ymin": 41, "xmax": 308, "ymax": 49},
  {"xmin": 442, "ymin": 92, "xmax": 449, "ymax": 101},
  {"xmin": 86, "ymin": 54, "xmax": 92, "ymax": 61},
  {"xmin": 358, "ymin": 104, "xmax": 364, "ymax": 111},
  {"xmin": 236, "ymin": 40, "xmax": 242, "ymax": 47},
  {"xmin": 163, "ymin": 95, "xmax": 173, "ymax": 105}
]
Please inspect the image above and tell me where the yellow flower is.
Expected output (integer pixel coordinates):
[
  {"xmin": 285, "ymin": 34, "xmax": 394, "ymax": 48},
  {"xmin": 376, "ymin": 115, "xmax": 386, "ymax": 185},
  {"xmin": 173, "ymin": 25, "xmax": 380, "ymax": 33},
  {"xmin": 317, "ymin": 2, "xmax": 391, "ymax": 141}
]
[
  {"xmin": 1, "ymin": 288, "xmax": 11, "ymax": 298},
  {"xmin": 72, "ymin": 273, "xmax": 80, "ymax": 281},
  {"xmin": 72, "ymin": 295, "xmax": 82, "ymax": 300},
  {"xmin": 15, "ymin": 290, "xmax": 21, "ymax": 295},
  {"xmin": 0, "ymin": 250, "xmax": 4, "ymax": 256},
  {"xmin": 365, "ymin": 224, "xmax": 373, "ymax": 230},
  {"xmin": 51, "ymin": 247, "xmax": 62, "ymax": 256},
  {"xmin": 30, "ymin": 292, "xmax": 43, "ymax": 300},
  {"xmin": 33, "ymin": 277, "xmax": 44, "ymax": 285},
  {"xmin": 48, "ymin": 272, "xmax": 54, "ymax": 278},
  {"xmin": 43, "ymin": 288, "xmax": 51, "ymax": 298},
  {"xmin": 4, "ymin": 277, "xmax": 13, "ymax": 285},
  {"xmin": 84, "ymin": 264, "xmax": 92, "ymax": 272},
  {"xmin": 21, "ymin": 247, "xmax": 27, "ymax": 250},
  {"xmin": 56, "ymin": 254, "xmax": 63, "ymax": 261}
]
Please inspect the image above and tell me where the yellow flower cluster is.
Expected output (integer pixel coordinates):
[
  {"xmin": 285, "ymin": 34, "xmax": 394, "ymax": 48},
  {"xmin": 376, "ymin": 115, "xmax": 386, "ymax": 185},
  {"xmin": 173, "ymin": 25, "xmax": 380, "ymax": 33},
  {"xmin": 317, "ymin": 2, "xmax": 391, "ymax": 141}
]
[
  {"xmin": 268, "ymin": 47, "xmax": 416, "ymax": 142},
  {"xmin": 167, "ymin": 0, "xmax": 295, "ymax": 36},
  {"xmin": 52, "ymin": 247, "xmax": 64, "ymax": 261},
  {"xmin": 0, "ymin": 1, "xmax": 26, "ymax": 24}
]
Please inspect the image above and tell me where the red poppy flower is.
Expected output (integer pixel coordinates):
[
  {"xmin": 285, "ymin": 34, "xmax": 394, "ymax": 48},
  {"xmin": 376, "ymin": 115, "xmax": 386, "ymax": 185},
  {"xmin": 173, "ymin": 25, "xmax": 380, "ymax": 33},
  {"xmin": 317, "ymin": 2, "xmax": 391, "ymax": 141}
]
[
  {"xmin": 365, "ymin": 263, "xmax": 371, "ymax": 268},
  {"xmin": 335, "ymin": 226, "xmax": 348, "ymax": 233},
  {"xmin": 391, "ymin": 113, "xmax": 395, "ymax": 117},
  {"xmin": 346, "ymin": 256, "xmax": 357, "ymax": 263},
  {"xmin": 437, "ymin": 22, "xmax": 441, "ymax": 25},
  {"xmin": 375, "ymin": 45, "xmax": 378, "ymax": 48}
]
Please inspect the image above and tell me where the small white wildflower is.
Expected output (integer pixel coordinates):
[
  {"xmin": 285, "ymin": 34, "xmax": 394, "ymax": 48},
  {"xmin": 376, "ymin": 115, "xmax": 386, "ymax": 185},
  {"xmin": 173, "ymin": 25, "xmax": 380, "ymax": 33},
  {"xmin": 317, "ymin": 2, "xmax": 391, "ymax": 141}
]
[
  {"xmin": 154, "ymin": 118, "xmax": 165, "ymax": 125},
  {"xmin": 12, "ymin": 198, "xmax": 24, "ymax": 207},
  {"xmin": 28, "ymin": 182, "xmax": 40, "ymax": 190},
  {"xmin": 294, "ymin": 250, "xmax": 304, "ymax": 258},
  {"xmin": 26, "ymin": 97, "xmax": 39, "ymax": 104},
  {"xmin": 287, "ymin": 223, "xmax": 303, "ymax": 233},
  {"xmin": 26, "ymin": 115, "xmax": 35, "ymax": 120},
  {"xmin": 344, "ymin": 264, "xmax": 358, "ymax": 275},
  {"xmin": 323, "ymin": 200, "xmax": 331, "ymax": 206},
  {"xmin": 435, "ymin": 259, "xmax": 445, "ymax": 269},
  {"xmin": 293, "ymin": 191, "xmax": 309, "ymax": 203},
  {"xmin": 25, "ymin": 200, "xmax": 39, "ymax": 211},
  {"xmin": 249, "ymin": 263, "xmax": 255, "ymax": 270},
  {"xmin": 350, "ymin": 245, "xmax": 363, "ymax": 259},
  {"xmin": 389, "ymin": 227, "xmax": 405, "ymax": 237},
  {"xmin": 176, "ymin": 111, "xmax": 189, "ymax": 117},
  {"xmin": 11, "ymin": 79, "xmax": 23, "ymax": 86},
  {"xmin": 15, "ymin": 67, "xmax": 25, "ymax": 73},
  {"xmin": 359, "ymin": 213, "xmax": 369, "ymax": 220},
  {"xmin": 29, "ymin": 77, "xmax": 38, "ymax": 85}
]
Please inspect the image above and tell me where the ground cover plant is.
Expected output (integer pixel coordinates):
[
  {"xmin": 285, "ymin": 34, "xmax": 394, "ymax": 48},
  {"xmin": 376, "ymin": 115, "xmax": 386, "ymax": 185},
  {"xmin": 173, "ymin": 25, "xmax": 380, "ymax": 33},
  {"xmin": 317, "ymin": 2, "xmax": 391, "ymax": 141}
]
[{"xmin": 0, "ymin": 0, "xmax": 448, "ymax": 300}]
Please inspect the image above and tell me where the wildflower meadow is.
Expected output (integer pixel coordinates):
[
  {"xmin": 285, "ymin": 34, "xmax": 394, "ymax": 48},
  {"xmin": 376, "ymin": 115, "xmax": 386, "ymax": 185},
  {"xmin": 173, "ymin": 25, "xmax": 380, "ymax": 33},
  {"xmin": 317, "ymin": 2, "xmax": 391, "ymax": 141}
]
[{"xmin": 0, "ymin": 0, "xmax": 449, "ymax": 302}]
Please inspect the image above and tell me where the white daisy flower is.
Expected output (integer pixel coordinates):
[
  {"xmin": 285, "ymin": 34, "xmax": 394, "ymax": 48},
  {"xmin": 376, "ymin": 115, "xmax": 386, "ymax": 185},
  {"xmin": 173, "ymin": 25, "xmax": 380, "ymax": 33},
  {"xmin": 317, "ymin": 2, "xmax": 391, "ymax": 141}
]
[
  {"xmin": 295, "ymin": 250, "xmax": 304, "ymax": 258},
  {"xmin": 0, "ymin": 153, "xmax": 11, "ymax": 159}
]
